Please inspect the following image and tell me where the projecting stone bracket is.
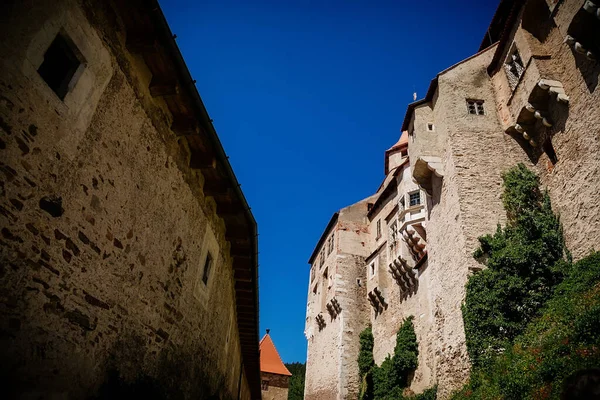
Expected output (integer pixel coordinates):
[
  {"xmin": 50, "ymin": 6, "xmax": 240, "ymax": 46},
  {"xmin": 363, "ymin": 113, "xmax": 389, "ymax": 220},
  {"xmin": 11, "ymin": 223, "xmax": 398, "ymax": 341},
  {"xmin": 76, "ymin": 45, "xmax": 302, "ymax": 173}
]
[
  {"xmin": 368, "ymin": 287, "xmax": 387, "ymax": 315},
  {"xmin": 326, "ymin": 297, "xmax": 342, "ymax": 319},
  {"xmin": 388, "ymin": 255, "xmax": 418, "ymax": 295},
  {"xmin": 506, "ymin": 78, "xmax": 568, "ymax": 165},
  {"xmin": 413, "ymin": 157, "xmax": 443, "ymax": 196},
  {"xmin": 315, "ymin": 313, "xmax": 326, "ymax": 331},
  {"xmin": 401, "ymin": 224, "xmax": 427, "ymax": 262}
]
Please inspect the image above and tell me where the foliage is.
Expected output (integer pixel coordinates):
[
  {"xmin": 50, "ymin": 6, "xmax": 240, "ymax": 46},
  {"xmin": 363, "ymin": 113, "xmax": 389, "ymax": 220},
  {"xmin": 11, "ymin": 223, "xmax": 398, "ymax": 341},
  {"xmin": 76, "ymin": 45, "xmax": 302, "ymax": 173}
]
[
  {"xmin": 358, "ymin": 317, "xmax": 434, "ymax": 400},
  {"xmin": 464, "ymin": 164, "xmax": 567, "ymax": 366},
  {"xmin": 358, "ymin": 326, "xmax": 375, "ymax": 400},
  {"xmin": 285, "ymin": 362, "xmax": 306, "ymax": 400},
  {"xmin": 451, "ymin": 252, "xmax": 600, "ymax": 399},
  {"xmin": 359, "ymin": 326, "xmax": 375, "ymax": 378},
  {"xmin": 392, "ymin": 316, "xmax": 419, "ymax": 389}
]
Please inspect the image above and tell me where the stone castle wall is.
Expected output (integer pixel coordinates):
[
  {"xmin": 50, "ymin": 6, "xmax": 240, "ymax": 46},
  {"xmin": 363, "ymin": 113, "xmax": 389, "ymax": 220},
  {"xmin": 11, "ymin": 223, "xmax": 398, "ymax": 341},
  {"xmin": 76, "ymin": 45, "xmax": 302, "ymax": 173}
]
[
  {"xmin": 261, "ymin": 372, "xmax": 289, "ymax": 400},
  {"xmin": 0, "ymin": 1, "xmax": 253, "ymax": 399},
  {"xmin": 304, "ymin": 1, "xmax": 600, "ymax": 399}
]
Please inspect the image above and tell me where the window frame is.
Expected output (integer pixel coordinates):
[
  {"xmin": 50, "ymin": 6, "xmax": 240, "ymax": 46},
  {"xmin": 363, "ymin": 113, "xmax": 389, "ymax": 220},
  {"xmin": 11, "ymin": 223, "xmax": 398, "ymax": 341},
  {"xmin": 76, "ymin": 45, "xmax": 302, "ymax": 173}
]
[
  {"xmin": 466, "ymin": 99, "xmax": 485, "ymax": 116},
  {"xmin": 37, "ymin": 33, "xmax": 85, "ymax": 101},
  {"xmin": 504, "ymin": 45, "xmax": 525, "ymax": 91},
  {"xmin": 409, "ymin": 191, "xmax": 421, "ymax": 207},
  {"xmin": 376, "ymin": 219, "xmax": 382, "ymax": 240}
]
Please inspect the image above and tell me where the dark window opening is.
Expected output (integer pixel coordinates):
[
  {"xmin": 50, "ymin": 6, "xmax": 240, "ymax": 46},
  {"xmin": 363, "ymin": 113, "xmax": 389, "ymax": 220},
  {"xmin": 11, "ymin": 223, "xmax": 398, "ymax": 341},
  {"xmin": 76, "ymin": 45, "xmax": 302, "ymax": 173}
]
[
  {"xmin": 202, "ymin": 252, "xmax": 213, "ymax": 285},
  {"xmin": 261, "ymin": 380, "xmax": 269, "ymax": 391},
  {"xmin": 467, "ymin": 99, "xmax": 485, "ymax": 115},
  {"xmin": 409, "ymin": 191, "xmax": 421, "ymax": 207},
  {"xmin": 37, "ymin": 34, "xmax": 82, "ymax": 100},
  {"xmin": 427, "ymin": 123, "xmax": 434, "ymax": 131},
  {"xmin": 401, "ymin": 149, "xmax": 408, "ymax": 157},
  {"xmin": 376, "ymin": 220, "xmax": 381, "ymax": 239}
]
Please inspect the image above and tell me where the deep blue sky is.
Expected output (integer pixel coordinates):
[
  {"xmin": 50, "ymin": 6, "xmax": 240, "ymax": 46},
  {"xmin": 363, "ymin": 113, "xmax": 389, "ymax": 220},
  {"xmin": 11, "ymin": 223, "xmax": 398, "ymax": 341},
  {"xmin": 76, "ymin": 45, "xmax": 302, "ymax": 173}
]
[{"xmin": 159, "ymin": 0, "xmax": 499, "ymax": 363}]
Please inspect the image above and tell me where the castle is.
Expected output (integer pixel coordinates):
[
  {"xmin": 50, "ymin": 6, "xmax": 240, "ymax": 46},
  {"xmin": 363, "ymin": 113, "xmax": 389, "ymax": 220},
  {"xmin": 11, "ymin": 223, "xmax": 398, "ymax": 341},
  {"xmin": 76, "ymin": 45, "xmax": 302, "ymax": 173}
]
[
  {"xmin": 0, "ymin": 0, "xmax": 260, "ymax": 398},
  {"xmin": 303, "ymin": 0, "xmax": 600, "ymax": 398}
]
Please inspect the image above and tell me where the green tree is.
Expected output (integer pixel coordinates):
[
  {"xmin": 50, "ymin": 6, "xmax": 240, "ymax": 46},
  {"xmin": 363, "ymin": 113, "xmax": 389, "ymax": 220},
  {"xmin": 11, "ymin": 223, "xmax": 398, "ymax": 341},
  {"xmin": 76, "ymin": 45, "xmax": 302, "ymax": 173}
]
[
  {"xmin": 463, "ymin": 163, "xmax": 566, "ymax": 367},
  {"xmin": 285, "ymin": 362, "xmax": 306, "ymax": 400},
  {"xmin": 357, "ymin": 318, "xmax": 424, "ymax": 400}
]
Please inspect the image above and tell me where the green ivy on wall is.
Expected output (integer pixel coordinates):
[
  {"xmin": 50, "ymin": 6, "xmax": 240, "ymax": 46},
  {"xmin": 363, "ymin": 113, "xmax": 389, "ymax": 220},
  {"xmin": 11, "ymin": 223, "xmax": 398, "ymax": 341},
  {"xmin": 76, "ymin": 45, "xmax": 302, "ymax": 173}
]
[
  {"xmin": 358, "ymin": 318, "xmax": 435, "ymax": 400},
  {"xmin": 463, "ymin": 163, "xmax": 567, "ymax": 367},
  {"xmin": 454, "ymin": 163, "xmax": 600, "ymax": 399}
]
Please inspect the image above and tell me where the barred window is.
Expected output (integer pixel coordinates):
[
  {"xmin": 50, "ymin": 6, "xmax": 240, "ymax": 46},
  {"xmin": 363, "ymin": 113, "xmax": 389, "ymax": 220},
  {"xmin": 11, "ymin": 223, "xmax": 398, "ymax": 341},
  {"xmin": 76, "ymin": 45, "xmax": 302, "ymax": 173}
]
[
  {"xmin": 504, "ymin": 47, "xmax": 525, "ymax": 90},
  {"xmin": 467, "ymin": 99, "xmax": 485, "ymax": 115},
  {"xmin": 409, "ymin": 191, "xmax": 421, "ymax": 207}
]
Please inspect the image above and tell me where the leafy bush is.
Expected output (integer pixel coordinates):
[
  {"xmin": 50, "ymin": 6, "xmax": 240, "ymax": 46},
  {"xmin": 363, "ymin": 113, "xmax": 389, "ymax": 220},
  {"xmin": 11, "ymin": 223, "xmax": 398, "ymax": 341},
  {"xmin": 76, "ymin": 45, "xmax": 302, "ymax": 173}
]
[
  {"xmin": 454, "ymin": 164, "xmax": 600, "ymax": 399},
  {"xmin": 464, "ymin": 164, "xmax": 566, "ymax": 366},
  {"xmin": 358, "ymin": 317, "xmax": 433, "ymax": 400},
  {"xmin": 452, "ymin": 252, "xmax": 600, "ymax": 400}
]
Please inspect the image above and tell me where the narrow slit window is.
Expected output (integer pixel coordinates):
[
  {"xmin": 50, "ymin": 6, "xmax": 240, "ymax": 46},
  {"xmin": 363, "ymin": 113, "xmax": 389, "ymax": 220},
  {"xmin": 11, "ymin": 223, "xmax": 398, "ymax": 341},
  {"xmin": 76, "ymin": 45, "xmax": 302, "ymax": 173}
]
[
  {"xmin": 37, "ymin": 34, "xmax": 83, "ymax": 100},
  {"xmin": 467, "ymin": 100, "xmax": 485, "ymax": 115},
  {"xmin": 376, "ymin": 220, "xmax": 381, "ymax": 239},
  {"xmin": 202, "ymin": 252, "xmax": 213, "ymax": 285},
  {"xmin": 427, "ymin": 123, "xmax": 435, "ymax": 131}
]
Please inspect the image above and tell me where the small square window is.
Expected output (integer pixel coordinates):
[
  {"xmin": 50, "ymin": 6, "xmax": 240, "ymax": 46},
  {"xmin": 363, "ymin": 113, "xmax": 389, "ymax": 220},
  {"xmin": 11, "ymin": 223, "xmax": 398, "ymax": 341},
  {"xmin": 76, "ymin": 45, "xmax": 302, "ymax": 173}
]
[
  {"xmin": 409, "ymin": 191, "xmax": 421, "ymax": 207},
  {"xmin": 399, "ymin": 196, "xmax": 405, "ymax": 210},
  {"xmin": 427, "ymin": 123, "xmax": 435, "ymax": 131},
  {"xmin": 261, "ymin": 380, "xmax": 269, "ymax": 391},
  {"xmin": 202, "ymin": 252, "xmax": 213, "ymax": 285},
  {"xmin": 466, "ymin": 100, "xmax": 485, "ymax": 116},
  {"xmin": 37, "ymin": 34, "xmax": 83, "ymax": 100}
]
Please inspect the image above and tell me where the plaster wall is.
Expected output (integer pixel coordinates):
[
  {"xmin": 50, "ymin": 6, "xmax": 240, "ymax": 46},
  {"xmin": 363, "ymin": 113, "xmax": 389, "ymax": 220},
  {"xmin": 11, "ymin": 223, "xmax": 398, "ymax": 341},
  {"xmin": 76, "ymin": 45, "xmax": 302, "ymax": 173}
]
[{"xmin": 0, "ymin": 1, "xmax": 251, "ymax": 399}]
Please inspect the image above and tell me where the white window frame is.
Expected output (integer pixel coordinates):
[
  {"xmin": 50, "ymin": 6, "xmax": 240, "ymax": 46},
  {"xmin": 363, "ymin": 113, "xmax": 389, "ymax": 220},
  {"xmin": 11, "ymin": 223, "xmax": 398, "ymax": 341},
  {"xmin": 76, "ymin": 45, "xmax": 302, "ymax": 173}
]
[
  {"xmin": 409, "ymin": 190, "xmax": 421, "ymax": 207},
  {"xmin": 466, "ymin": 99, "xmax": 485, "ymax": 115}
]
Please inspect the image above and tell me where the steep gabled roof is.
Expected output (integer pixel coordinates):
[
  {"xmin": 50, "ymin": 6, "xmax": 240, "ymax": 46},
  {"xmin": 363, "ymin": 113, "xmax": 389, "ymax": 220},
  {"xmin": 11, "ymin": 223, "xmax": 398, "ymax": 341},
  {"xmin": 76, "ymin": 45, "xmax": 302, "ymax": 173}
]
[{"xmin": 260, "ymin": 333, "xmax": 292, "ymax": 376}]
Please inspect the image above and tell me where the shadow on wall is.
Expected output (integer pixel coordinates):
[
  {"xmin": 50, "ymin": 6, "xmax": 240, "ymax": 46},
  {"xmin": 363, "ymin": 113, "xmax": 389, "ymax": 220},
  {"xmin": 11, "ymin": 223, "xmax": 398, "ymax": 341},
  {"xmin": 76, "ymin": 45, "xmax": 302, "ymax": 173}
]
[
  {"xmin": 567, "ymin": 8, "xmax": 600, "ymax": 93},
  {"xmin": 0, "ymin": 330, "xmax": 229, "ymax": 400}
]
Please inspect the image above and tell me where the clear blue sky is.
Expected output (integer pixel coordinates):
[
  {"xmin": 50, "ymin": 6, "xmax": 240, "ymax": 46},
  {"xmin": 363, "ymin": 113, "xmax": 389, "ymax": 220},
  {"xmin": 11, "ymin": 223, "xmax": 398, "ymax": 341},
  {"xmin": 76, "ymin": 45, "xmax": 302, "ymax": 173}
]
[{"xmin": 159, "ymin": 0, "xmax": 499, "ymax": 363}]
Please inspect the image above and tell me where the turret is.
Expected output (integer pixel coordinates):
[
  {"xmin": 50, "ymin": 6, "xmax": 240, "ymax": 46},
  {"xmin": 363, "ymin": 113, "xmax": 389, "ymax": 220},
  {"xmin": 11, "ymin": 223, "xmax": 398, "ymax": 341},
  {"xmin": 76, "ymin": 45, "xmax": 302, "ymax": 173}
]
[{"xmin": 384, "ymin": 130, "xmax": 409, "ymax": 175}]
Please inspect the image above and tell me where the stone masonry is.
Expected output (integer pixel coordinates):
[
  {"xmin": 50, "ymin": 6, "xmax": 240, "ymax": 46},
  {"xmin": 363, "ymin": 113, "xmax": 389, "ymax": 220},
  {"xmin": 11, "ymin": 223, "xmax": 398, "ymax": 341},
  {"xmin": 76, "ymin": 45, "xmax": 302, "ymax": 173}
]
[
  {"xmin": 304, "ymin": 1, "xmax": 600, "ymax": 399},
  {"xmin": 0, "ymin": 0, "xmax": 261, "ymax": 399}
]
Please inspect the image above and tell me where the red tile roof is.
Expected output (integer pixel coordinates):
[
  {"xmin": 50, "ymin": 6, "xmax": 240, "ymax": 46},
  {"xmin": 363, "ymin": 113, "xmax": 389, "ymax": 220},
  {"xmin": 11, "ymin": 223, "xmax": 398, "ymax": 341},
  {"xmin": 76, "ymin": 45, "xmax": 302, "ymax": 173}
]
[{"xmin": 259, "ymin": 333, "xmax": 292, "ymax": 376}]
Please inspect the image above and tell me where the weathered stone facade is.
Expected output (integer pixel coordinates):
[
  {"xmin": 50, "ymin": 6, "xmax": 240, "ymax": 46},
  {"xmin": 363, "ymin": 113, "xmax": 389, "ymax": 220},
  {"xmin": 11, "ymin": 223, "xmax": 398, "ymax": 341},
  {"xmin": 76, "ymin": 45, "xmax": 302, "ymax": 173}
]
[
  {"xmin": 304, "ymin": 1, "xmax": 600, "ymax": 398},
  {"xmin": 0, "ymin": 0, "xmax": 260, "ymax": 399},
  {"xmin": 261, "ymin": 372, "xmax": 290, "ymax": 400}
]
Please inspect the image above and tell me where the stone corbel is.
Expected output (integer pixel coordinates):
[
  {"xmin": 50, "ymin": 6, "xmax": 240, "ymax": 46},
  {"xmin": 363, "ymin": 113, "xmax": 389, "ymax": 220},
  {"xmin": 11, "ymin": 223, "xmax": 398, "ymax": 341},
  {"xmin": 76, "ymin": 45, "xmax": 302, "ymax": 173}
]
[{"xmin": 413, "ymin": 156, "xmax": 443, "ymax": 196}]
